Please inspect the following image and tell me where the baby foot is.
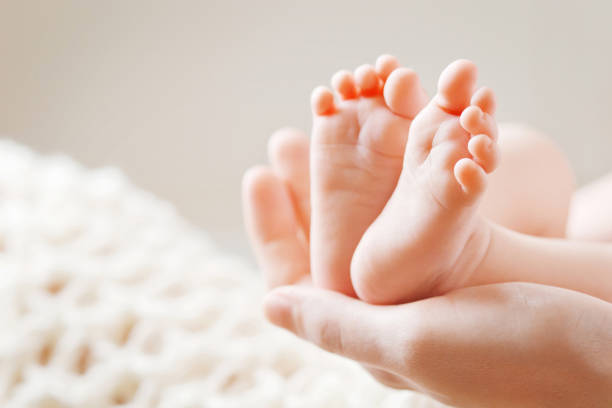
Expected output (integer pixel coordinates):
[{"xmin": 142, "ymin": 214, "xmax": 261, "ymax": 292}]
[
  {"xmin": 351, "ymin": 60, "xmax": 500, "ymax": 304},
  {"xmin": 310, "ymin": 55, "xmax": 428, "ymax": 295}
]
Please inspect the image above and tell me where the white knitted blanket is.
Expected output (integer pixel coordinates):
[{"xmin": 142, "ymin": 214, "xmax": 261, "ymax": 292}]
[{"xmin": 0, "ymin": 140, "xmax": 442, "ymax": 407}]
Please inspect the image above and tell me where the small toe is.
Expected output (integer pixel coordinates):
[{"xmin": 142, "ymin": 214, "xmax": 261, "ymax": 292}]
[
  {"xmin": 454, "ymin": 158, "xmax": 487, "ymax": 201},
  {"xmin": 311, "ymin": 86, "xmax": 335, "ymax": 115},
  {"xmin": 468, "ymin": 134, "xmax": 499, "ymax": 173},
  {"xmin": 471, "ymin": 86, "xmax": 496, "ymax": 116},
  {"xmin": 375, "ymin": 54, "xmax": 400, "ymax": 81},
  {"xmin": 435, "ymin": 59, "xmax": 478, "ymax": 115},
  {"xmin": 354, "ymin": 64, "xmax": 381, "ymax": 96},
  {"xmin": 331, "ymin": 70, "xmax": 358, "ymax": 100},
  {"xmin": 459, "ymin": 105, "xmax": 498, "ymax": 140},
  {"xmin": 383, "ymin": 67, "xmax": 428, "ymax": 119}
]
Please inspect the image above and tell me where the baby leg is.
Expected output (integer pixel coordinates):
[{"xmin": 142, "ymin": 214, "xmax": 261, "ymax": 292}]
[
  {"xmin": 567, "ymin": 172, "xmax": 612, "ymax": 241},
  {"xmin": 481, "ymin": 123, "xmax": 575, "ymax": 238}
]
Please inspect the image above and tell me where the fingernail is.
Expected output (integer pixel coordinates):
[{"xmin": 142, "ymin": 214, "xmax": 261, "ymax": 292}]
[{"xmin": 263, "ymin": 291, "xmax": 294, "ymax": 331}]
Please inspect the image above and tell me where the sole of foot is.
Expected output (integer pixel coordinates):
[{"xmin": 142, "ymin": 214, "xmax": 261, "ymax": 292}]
[
  {"xmin": 351, "ymin": 59, "xmax": 500, "ymax": 304},
  {"xmin": 310, "ymin": 55, "xmax": 428, "ymax": 296}
]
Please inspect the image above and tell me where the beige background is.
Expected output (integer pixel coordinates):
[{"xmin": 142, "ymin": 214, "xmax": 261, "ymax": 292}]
[{"xmin": 1, "ymin": 0, "xmax": 611, "ymax": 256}]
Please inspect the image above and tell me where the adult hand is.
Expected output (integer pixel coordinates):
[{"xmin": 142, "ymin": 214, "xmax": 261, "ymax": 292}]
[{"xmin": 243, "ymin": 128, "xmax": 612, "ymax": 407}]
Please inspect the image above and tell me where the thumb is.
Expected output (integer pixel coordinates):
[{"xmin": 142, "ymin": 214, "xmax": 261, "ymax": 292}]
[{"xmin": 263, "ymin": 285, "xmax": 414, "ymax": 375}]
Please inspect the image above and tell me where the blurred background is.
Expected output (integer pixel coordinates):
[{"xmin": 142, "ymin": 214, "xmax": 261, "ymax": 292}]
[{"xmin": 1, "ymin": 0, "xmax": 611, "ymax": 257}]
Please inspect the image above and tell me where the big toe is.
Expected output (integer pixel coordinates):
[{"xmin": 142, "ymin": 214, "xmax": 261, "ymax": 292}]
[
  {"xmin": 435, "ymin": 59, "xmax": 478, "ymax": 115},
  {"xmin": 383, "ymin": 67, "xmax": 428, "ymax": 119}
]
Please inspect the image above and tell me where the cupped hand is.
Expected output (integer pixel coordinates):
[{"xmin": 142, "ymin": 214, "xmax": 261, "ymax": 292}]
[{"xmin": 242, "ymin": 128, "xmax": 612, "ymax": 407}]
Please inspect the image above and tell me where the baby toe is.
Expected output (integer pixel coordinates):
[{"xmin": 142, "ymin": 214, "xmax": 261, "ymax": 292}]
[
  {"xmin": 375, "ymin": 54, "xmax": 400, "ymax": 82},
  {"xmin": 354, "ymin": 64, "xmax": 381, "ymax": 97},
  {"xmin": 331, "ymin": 70, "xmax": 358, "ymax": 100},
  {"xmin": 468, "ymin": 134, "xmax": 500, "ymax": 173},
  {"xmin": 383, "ymin": 67, "xmax": 428, "ymax": 119},
  {"xmin": 311, "ymin": 86, "xmax": 336, "ymax": 116}
]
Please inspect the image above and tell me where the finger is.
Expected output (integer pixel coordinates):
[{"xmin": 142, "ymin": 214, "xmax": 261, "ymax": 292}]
[
  {"xmin": 263, "ymin": 285, "xmax": 414, "ymax": 375},
  {"xmin": 391, "ymin": 282, "xmax": 612, "ymax": 406},
  {"xmin": 267, "ymin": 127, "xmax": 311, "ymax": 234},
  {"xmin": 242, "ymin": 166, "xmax": 309, "ymax": 287}
]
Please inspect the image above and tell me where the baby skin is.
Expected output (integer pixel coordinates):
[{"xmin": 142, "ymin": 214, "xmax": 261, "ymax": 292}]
[
  {"xmin": 349, "ymin": 59, "xmax": 500, "ymax": 303},
  {"xmin": 311, "ymin": 58, "xmax": 507, "ymax": 302},
  {"xmin": 310, "ymin": 58, "xmax": 612, "ymax": 304},
  {"xmin": 310, "ymin": 55, "xmax": 427, "ymax": 296}
]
